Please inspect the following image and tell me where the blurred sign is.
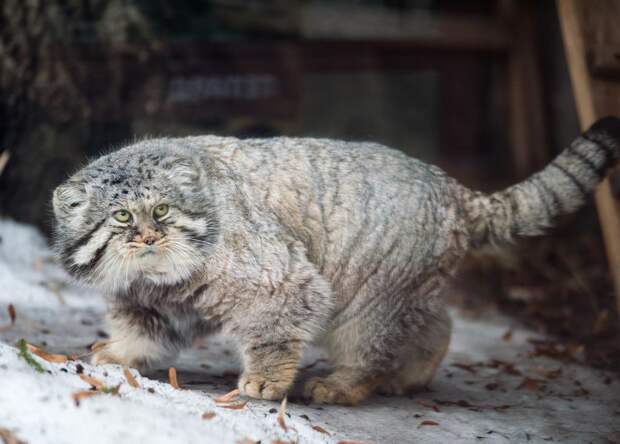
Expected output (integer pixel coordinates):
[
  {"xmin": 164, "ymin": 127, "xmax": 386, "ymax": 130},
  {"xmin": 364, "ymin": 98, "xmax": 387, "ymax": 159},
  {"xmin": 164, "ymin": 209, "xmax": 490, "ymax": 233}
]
[
  {"xmin": 79, "ymin": 42, "xmax": 302, "ymax": 121},
  {"xmin": 166, "ymin": 74, "xmax": 280, "ymax": 103}
]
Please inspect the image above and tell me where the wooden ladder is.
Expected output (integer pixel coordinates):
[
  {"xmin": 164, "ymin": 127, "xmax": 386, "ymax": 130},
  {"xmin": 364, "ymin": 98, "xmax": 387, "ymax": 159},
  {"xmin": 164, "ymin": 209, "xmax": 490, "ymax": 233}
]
[{"xmin": 558, "ymin": 0, "xmax": 620, "ymax": 314}]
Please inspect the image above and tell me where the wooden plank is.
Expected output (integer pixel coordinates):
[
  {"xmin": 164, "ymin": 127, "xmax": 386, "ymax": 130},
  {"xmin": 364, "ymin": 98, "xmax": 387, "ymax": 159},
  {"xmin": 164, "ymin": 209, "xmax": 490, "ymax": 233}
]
[
  {"xmin": 558, "ymin": 0, "xmax": 620, "ymax": 314},
  {"xmin": 501, "ymin": 0, "xmax": 549, "ymax": 178},
  {"xmin": 300, "ymin": 3, "xmax": 510, "ymax": 52},
  {"xmin": 589, "ymin": 45, "xmax": 620, "ymax": 79}
]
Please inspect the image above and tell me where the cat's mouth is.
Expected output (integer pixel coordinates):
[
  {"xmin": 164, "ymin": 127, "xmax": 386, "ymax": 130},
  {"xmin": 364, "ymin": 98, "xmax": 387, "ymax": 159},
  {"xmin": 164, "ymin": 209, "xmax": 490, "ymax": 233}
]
[{"xmin": 139, "ymin": 248, "xmax": 157, "ymax": 257}]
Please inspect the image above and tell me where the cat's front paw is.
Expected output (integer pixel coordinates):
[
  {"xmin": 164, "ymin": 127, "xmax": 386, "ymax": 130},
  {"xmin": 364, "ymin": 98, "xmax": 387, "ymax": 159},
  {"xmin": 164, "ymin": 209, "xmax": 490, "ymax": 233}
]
[
  {"xmin": 90, "ymin": 342, "xmax": 148, "ymax": 371},
  {"xmin": 91, "ymin": 348, "xmax": 127, "ymax": 366},
  {"xmin": 238, "ymin": 372, "xmax": 292, "ymax": 401}
]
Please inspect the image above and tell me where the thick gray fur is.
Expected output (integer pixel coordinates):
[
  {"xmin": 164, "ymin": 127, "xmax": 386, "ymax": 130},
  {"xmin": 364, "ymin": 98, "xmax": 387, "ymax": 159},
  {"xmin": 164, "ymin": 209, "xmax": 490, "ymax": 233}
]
[{"xmin": 52, "ymin": 117, "xmax": 620, "ymax": 404}]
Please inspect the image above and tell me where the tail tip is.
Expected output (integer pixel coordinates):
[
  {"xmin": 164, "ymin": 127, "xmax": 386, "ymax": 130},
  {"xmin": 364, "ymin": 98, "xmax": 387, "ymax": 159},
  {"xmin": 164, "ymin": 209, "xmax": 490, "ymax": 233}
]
[{"xmin": 586, "ymin": 116, "xmax": 620, "ymax": 142}]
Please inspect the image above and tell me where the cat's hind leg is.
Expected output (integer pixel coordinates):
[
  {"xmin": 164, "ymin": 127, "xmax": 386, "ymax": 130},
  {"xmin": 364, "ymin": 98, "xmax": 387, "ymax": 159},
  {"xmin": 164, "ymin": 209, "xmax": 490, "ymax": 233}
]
[
  {"xmin": 304, "ymin": 295, "xmax": 450, "ymax": 405},
  {"xmin": 377, "ymin": 307, "xmax": 451, "ymax": 396}
]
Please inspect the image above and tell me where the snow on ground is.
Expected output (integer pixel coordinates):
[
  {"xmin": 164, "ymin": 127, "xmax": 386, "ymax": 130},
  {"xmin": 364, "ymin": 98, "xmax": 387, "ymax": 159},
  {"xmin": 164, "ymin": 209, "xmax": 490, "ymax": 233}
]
[{"xmin": 0, "ymin": 219, "xmax": 619, "ymax": 444}]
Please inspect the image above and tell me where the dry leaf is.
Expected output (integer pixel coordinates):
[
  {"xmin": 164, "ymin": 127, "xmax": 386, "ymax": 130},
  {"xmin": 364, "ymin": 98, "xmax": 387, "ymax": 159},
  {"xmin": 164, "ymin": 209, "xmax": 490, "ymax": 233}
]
[
  {"xmin": 417, "ymin": 399, "xmax": 440, "ymax": 412},
  {"xmin": 532, "ymin": 367, "xmax": 562, "ymax": 380},
  {"xmin": 487, "ymin": 359, "xmax": 522, "ymax": 376},
  {"xmin": 517, "ymin": 377, "xmax": 546, "ymax": 391},
  {"xmin": 434, "ymin": 399, "xmax": 479, "ymax": 411},
  {"xmin": 79, "ymin": 374, "xmax": 105, "ymax": 390},
  {"xmin": 26, "ymin": 343, "xmax": 68, "ymax": 363},
  {"xmin": 218, "ymin": 400, "xmax": 248, "ymax": 410},
  {"xmin": 214, "ymin": 388, "xmax": 240, "ymax": 403},
  {"xmin": 452, "ymin": 363, "xmax": 477, "ymax": 374},
  {"xmin": 168, "ymin": 367, "xmax": 180, "ymax": 389},
  {"xmin": 528, "ymin": 338, "xmax": 583, "ymax": 361},
  {"xmin": 433, "ymin": 398, "xmax": 512, "ymax": 412},
  {"xmin": 312, "ymin": 425, "xmax": 330, "ymax": 435},
  {"xmin": 202, "ymin": 411, "xmax": 216, "ymax": 420},
  {"xmin": 72, "ymin": 390, "xmax": 100, "ymax": 405},
  {"xmin": 493, "ymin": 405, "xmax": 512, "ymax": 412},
  {"xmin": 90, "ymin": 341, "xmax": 109, "ymax": 353},
  {"xmin": 0, "ymin": 426, "xmax": 26, "ymax": 444},
  {"xmin": 573, "ymin": 387, "xmax": 590, "ymax": 397},
  {"xmin": 0, "ymin": 150, "xmax": 10, "ymax": 179},
  {"xmin": 277, "ymin": 397, "xmax": 288, "ymax": 431},
  {"xmin": 7, "ymin": 304, "xmax": 16, "ymax": 324},
  {"xmin": 123, "ymin": 368, "xmax": 140, "ymax": 388},
  {"xmin": 419, "ymin": 420, "xmax": 439, "ymax": 427}
]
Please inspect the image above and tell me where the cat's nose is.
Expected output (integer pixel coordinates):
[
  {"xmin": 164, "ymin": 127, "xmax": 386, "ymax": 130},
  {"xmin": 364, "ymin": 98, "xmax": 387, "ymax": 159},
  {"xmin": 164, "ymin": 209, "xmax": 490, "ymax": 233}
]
[{"xmin": 133, "ymin": 227, "xmax": 162, "ymax": 245}]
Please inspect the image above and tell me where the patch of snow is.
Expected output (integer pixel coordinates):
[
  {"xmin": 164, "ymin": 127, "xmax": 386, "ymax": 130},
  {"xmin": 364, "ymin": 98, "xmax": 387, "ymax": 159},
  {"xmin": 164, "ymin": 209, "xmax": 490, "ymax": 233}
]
[{"xmin": 0, "ymin": 219, "xmax": 619, "ymax": 444}]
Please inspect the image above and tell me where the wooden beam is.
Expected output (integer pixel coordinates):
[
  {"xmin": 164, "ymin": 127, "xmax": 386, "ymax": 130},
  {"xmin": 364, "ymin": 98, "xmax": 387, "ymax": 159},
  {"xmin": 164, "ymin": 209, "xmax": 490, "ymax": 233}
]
[
  {"xmin": 558, "ymin": 0, "xmax": 620, "ymax": 314},
  {"xmin": 300, "ymin": 3, "xmax": 511, "ymax": 52},
  {"xmin": 501, "ymin": 0, "xmax": 549, "ymax": 178}
]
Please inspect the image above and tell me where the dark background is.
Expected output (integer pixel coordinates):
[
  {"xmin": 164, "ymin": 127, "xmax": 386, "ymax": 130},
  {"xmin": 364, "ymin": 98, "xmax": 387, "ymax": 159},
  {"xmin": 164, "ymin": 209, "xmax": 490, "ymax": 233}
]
[{"xmin": 0, "ymin": 0, "xmax": 617, "ymax": 371}]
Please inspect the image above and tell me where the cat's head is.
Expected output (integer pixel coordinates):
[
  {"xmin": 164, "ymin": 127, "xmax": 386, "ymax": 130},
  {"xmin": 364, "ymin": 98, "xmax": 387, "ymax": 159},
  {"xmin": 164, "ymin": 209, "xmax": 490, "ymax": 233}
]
[{"xmin": 52, "ymin": 139, "xmax": 218, "ymax": 291}]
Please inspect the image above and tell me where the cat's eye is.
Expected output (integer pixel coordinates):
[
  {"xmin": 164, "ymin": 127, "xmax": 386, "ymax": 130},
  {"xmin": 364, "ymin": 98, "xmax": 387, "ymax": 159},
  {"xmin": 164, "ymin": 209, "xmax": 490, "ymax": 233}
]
[
  {"xmin": 113, "ymin": 209, "xmax": 132, "ymax": 223},
  {"xmin": 153, "ymin": 204, "xmax": 169, "ymax": 219}
]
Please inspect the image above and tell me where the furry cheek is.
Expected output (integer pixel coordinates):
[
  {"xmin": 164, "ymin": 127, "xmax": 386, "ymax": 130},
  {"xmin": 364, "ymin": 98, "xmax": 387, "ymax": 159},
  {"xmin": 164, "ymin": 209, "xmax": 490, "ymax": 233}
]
[{"xmin": 109, "ymin": 229, "xmax": 204, "ymax": 287}]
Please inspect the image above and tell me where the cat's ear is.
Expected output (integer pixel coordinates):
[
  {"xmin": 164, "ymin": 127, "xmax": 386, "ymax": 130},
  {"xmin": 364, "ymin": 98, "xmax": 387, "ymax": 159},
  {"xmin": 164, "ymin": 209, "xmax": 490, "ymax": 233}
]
[
  {"xmin": 166, "ymin": 156, "xmax": 204, "ymax": 188},
  {"xmin": 52, "ymin": 179, "xmax": 90, "ymax": 220}
]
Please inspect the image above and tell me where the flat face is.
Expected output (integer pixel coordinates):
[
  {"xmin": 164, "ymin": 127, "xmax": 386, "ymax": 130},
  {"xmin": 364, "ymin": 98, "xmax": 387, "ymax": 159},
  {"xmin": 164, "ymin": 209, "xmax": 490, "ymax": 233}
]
[{"xmin": 52, "ymin": 142, "xmax": 217, "ymax": 291}]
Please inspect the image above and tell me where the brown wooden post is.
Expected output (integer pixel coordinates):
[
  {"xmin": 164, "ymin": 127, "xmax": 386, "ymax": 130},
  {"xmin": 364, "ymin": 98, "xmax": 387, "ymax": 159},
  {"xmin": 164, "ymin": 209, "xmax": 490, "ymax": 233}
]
[
  {"xmin": 500, "ymin": 0, "xmax": 549, "ymax": 178},
  {"xmin": 558, "ymin": 0, "xmax": 620, "ymax": 314}
]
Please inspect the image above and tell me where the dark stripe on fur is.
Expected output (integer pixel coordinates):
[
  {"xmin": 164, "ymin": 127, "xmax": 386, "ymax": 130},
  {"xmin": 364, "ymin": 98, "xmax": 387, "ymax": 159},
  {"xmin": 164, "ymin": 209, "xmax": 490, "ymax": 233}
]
[
  {"xmin": 175, "ymin": 222, "xmax": 219, "ymax": 246},
  {"xmin": 467, "ymin": 116, "xmax": 620, "ymax": 246},
  {"xmin": 582, "ymin": 133, "xmax": 616, "ymax": 160},
  {"xmin": 72, "ymin": 241, "xmax": 109, "ymax": 275},
  {"xmin": 566, "ymin": 144, "xmax": 605, "ymax": 178},
  {"xmin": 64, "ymin": 218, "xmax": 106, "ymax": 260},
  {"xmin": 548, "ymin": 162, "xmax": 588, "ymax": 197},
  {"xmin": 532, "ymin": 175, "xmax": 559, "ymax": 216}
]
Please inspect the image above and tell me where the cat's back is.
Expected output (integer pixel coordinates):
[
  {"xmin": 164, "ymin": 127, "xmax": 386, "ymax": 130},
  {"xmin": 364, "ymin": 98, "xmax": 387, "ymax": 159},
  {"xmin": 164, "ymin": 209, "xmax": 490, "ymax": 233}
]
[
  {"xmin": 184, "ymin": 135, "xmax": 466, "ymax": 294},
  {"xmin": 184, "ymin": 134, "xmax": 446, "ymax": 190}
]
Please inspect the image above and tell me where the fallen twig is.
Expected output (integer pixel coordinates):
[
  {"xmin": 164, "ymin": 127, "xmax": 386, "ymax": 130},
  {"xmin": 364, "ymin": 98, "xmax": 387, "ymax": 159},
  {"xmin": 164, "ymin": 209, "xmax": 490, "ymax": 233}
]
[
  {"xmin": 123, "ymin": 368, "xmax": 140, "ymax": 388},
  {"xmin": 218, "ymin": 400, "xmax": 248, "ymax": 410},
  {"xmin": 0, "ymin": 425, "xmax": 26, "ymax": 444},
  {"xmin": 27, "ymin": 343, "xmax": 68, "ymax": 363},
  {"xmin": 214, "ymin": 388, "xmax": 240, "ymax": 403},
  {"xmin": 0, "ymin": 151, "xmax": 10, "ymax": 179},
  {"xmin": 0, "ymin": 304, "xmax": 16, "ymax": 332},
  {"xmin": 79, "ymin": 374, "xmax": 105, "ymax": 390},
  {"xmin": 168, "ymin": 367, "xmax": 180, "ymax": 389},
  {"xmin": 202, "ymin": 411, "xmax": 216, "ymax": 420},
  {"xmin": 312, "ymin": 425, "xmax": 330, "ymax": 435},
  {"xmin": 72, "ymin": 390, "xmax": 100, "ymax": 406},
  {"xmin": 277, "ymin": 397, "xmax": 288, "ymax": 432}
]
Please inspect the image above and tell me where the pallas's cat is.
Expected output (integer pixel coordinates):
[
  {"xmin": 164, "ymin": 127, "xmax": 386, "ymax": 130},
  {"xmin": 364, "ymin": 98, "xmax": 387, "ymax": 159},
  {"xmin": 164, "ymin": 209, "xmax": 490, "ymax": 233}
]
[{"xmin": 52, "ymin": 117, "xmax": 620, "ymax": 404}]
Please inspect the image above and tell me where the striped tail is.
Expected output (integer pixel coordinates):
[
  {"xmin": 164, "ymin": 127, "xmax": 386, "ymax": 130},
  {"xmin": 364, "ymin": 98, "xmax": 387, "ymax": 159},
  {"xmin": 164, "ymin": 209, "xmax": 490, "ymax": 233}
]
[{"xmin": 466, "ymin": 116, "xmax": 620, "ymax": 247}]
